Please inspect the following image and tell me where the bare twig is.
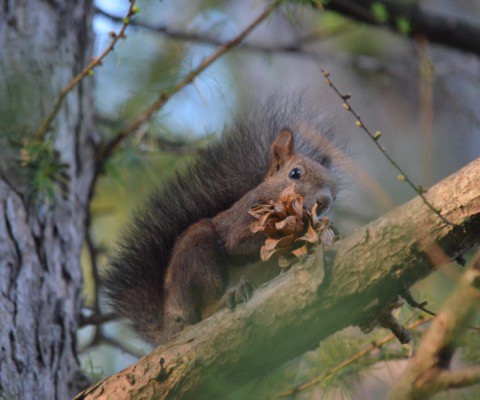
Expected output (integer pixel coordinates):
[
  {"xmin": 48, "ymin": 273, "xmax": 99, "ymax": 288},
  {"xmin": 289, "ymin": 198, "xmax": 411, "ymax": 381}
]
[
  {"xmin": 97, "ymin": 0, "xmax": 280, "ymax": 168},
  {"xmin": 95, "ymin": 5, "xmax": 353, "ymax": 49},
  {"xmin": 96, "ymin": 114, "xmax": 202, "ymax": 155},
  {"xmin": 402, "ymin": 287, "xmax": 480, "ymax": 333},
  {"xmin": 402, "ymin": 289, "xmax": 436, "ymax": 317},
  {"xmin": 321, "ymin": 70, "xmax": 455, "ymax": 226},
  {"xmin": 79, "ymin": 330, "xmax": 145, "ymax": 359},
  {"xmin": 100, "ymin": 335, "xmax": 145, "ymax": 359},
  {"xmin": 80, "ymin": 311, "xmax": 117, "ymax": 328},
  {"xmin": 35, "ymin": 1, "xmax": 139, "ymax": 141}
]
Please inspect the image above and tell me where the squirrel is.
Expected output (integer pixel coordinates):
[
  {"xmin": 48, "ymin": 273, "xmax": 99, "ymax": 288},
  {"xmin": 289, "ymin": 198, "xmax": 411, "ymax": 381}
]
[{"xmin": 104, "ymin": 96, "xmax": 339, "ymax": 345}]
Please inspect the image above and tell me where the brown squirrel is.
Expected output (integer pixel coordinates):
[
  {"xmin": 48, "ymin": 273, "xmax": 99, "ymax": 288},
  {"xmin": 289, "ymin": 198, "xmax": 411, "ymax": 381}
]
[{"xmin": 104, "ymin": 97, "xmax": 339, "ymax": 345}]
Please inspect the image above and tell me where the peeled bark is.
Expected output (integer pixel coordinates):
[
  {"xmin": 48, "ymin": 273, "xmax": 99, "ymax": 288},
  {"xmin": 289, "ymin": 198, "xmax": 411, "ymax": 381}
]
[
  {"xmin": 76, "ymin": 158, "xmax": 480, "ymax": 399},
  {"xmin": 0, "ymin": 1, "xmax": 96, "ymax": 399}
]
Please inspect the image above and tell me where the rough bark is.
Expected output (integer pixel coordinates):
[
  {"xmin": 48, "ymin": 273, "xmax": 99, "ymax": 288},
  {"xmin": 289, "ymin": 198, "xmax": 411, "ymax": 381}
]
[
  {"xmin": 0, "ymin": 1, "xmax": 96, "ymax": 399},
  {"xmin": 75, "ymin": 158, "xmax": 480, "ymax": 399}
]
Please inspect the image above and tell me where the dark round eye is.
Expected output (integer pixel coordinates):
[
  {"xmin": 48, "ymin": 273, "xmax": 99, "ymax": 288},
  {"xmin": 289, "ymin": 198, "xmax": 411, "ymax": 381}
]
[{"xmin": 289, "ymin": 168, "xmax": 302, "ymax": 180}]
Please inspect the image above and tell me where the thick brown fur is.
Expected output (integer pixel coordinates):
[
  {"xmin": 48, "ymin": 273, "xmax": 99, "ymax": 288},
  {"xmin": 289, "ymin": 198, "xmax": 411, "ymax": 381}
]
[{"xmin": 104, "ymin": 95, "xmax": 339, "ymax": 345}]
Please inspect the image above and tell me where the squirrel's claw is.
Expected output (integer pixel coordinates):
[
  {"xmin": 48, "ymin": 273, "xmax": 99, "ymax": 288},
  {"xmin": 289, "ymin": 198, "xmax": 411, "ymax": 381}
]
[{"xmin": 226, "ymin": 277, "xmax": 254, "ymax": 310}]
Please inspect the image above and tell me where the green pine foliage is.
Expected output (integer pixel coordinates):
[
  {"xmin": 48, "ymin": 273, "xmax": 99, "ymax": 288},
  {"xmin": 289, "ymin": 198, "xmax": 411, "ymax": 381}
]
[{"xmin": 0, "ymin": 61, "xmax": 68, "ymax": 205}]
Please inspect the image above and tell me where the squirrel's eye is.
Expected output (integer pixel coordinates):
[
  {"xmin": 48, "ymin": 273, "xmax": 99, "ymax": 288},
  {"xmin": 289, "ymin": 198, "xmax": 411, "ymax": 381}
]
[{"xmin": 289, "ymin": 168, "xmax": 302, "ymax": 180}]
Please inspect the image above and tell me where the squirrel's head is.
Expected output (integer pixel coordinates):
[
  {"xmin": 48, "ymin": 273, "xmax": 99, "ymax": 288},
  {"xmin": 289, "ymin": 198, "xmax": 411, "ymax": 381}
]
[{"xmin": 265, "ymin": 129, "xmax": 337, "ymax": 218}]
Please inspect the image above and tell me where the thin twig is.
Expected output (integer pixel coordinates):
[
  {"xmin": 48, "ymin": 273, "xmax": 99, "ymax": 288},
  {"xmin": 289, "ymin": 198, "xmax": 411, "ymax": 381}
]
[
  {"xmin": 321, "ymin": 70, "xmax": 455, "ymax": 226},
  {"xmin": 402, "ymin": 289, "xmax": 436, "ymax": 317},
  {"xmin": 35, "ymin": 1, "xmax": 139, "ymax": 141},
  {"xmin": 276, "ymin": 317, "xmax": 431, "ymax": 398},
  {"xmin": 96, "ymin": 113, "xmax": 202, "ymax": 154},
  {"xmin": 95, "ymin": 5, "xmax": 353, "ymax": 49},
  {"xmin": 79, "ymin": 331, "xmax": 145, "ymax": 359},
  {"xmin": 101, "ymin": 335, "xmax": 145, "ymax": 359},
  {"xmin": 80, "ymin": 311, "xmax": 117, "ymax": 328},
  {"xmin": 402, "ymin": 290, "xmax": 480, "ymax": 333},
  {"xmin": 96, "ymin": 0, "xmax": 280, "ymax": 167}
]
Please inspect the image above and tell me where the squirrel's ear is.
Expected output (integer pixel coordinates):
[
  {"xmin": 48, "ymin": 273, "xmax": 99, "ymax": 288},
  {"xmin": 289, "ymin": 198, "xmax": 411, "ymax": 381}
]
[{"xmin": 267, "ymin": 129, "xmax": 294, "ymax": 176}]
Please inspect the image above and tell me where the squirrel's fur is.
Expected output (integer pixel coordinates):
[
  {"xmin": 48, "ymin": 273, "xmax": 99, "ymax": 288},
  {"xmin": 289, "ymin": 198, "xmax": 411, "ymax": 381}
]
[{"xmin": 104, "ymin": 95, "xmax": 338, "ymax": 344}]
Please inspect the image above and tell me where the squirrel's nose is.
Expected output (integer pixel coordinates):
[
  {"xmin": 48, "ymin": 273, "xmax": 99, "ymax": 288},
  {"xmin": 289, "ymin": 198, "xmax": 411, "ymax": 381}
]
[{"xmin": 316, "ymin": 193, "xmax": 332, "ymax": 216}]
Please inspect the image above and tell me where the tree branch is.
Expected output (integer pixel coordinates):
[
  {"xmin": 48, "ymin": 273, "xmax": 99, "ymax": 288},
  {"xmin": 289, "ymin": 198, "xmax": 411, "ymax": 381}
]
[
  {"xmin": 436, "ymin": 367, "xmax": 480, "ymax": 390},
  {"xmin": 79, "ymin": 311, "xmax": 117, "ymax": 328},
  {"xmin": 95, "ymin": 5, "xmax": 349, "ymax": 50},
  {"xmin": 75, "ymin": 157, "xmax": 480, "ymax": 399},
  {"xmin": 389, "ymin": 252, "xmax": 480, "ymax": 399},
  {"xmin": 324, "ymin": 0, "xmax": 480, "ymax": 57}
]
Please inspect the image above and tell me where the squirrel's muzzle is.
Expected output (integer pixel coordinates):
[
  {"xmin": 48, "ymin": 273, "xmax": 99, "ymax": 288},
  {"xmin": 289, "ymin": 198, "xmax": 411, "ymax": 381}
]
[{"xmin": 315, "ymin": 192, "xmax": 333, "ymax": 217}]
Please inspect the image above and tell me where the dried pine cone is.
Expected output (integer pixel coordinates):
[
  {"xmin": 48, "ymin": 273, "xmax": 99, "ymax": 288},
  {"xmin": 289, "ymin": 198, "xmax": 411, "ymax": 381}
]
[{"xmin": 249, "ymin": 185, "xmax": 335, "ymax": 268}]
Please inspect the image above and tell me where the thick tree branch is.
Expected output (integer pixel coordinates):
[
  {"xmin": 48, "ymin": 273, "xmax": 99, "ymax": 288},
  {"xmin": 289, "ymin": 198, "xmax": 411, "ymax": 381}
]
[
  {"xmin": 389, "ymin": 253, "xmax": 480, "ymax": 399},
  {"xmin": 324, "ymin": 0, "xmax": 480, "ymax": 56},
  {"xmin": 75, "ymin": 157, "xmax": 480, "ymax": 399}
]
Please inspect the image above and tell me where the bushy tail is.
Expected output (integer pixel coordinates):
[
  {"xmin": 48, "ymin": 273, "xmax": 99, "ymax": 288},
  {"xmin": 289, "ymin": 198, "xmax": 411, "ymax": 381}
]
[{"xmin": 103, "ymin": 94, "xmax": 335, "ymax": 344}]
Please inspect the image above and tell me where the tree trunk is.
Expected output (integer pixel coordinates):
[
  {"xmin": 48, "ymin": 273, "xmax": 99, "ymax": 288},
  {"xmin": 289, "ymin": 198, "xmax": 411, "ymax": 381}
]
[{"xmin": 0, "ymin": 2, "xmax": 96, "ymax": 399}]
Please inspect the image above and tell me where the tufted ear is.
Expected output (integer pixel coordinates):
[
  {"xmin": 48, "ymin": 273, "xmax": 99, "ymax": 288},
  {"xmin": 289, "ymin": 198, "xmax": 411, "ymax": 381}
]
[{"xmin": 267, "ymin": 129, "xmax": 294, "ymax": 177}]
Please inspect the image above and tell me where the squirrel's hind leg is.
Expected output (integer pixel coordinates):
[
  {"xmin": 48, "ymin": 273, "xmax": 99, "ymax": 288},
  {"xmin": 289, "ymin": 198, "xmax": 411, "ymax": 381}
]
[{"xmin": 163, "ymin": 219, "xmax": 227, "ymax": 334}]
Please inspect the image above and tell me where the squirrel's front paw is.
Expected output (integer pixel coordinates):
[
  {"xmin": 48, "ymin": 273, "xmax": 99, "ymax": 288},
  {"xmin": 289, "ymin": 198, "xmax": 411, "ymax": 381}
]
[{"xmin": 226, "ymin": 277, "xmax": 254, "ymax": 310}]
